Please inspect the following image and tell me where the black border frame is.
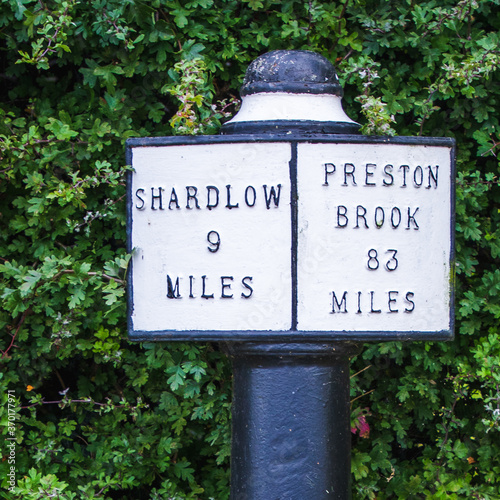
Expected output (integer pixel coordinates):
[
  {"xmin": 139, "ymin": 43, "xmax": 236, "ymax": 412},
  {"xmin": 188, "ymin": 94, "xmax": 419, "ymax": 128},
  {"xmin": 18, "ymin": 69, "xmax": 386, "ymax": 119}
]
[{"xmin": 126, "ymin": 134, "xmax": 456, "ymax": 342}]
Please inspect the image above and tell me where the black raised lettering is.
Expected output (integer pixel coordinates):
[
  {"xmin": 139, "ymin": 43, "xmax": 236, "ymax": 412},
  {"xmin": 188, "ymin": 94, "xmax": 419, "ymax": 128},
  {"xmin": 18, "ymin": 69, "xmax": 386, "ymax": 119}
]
[
  {"xmin": 374, "ymin": 206, "xmax": 385, "ymax": 228},
  {"xmin": 355, "ymin": 205, "xmax": 369, "ymax": 229},
  {"xmin": 383, "ymin": 165, "xmax": 394, "ymax": 186},
  {"xmin": 343, "ymin": 163, "xmax": 356, "ymax": 186},
  {"xmin": 391, "ymin": 207, "xmax": 401, "ymax": 228},
  {"xmin": 221, "ymin": 276, "xmax": 234, "ymax": 298},
  {"xmin": 186, "ymin": 186, "xmax": 200, "ymax": 209},
  {"xmin": 407, "ymin": 207, "xmax": 419, "ymax": 230},
  {"xmin": 189, "ymin": 275, "xmax": 195, "ymax": 298},
  {"xmin": 245, "ymin": 186, "xmax": 256, "ymax": 207},
  {"xmin": 206, "ymin": 186, "xmax": 219, "ymax": 210},
  {"xmin": 226, "ymin": 184, "xmax": 239, "ymax": 209},
  {"xmin": 357, "ymin": 291, "xmax": 362, "ymax": 314},
  {"xmin": 388, "ymin": 291, "xmax": 398, "ymax": 313},
  {"xmin": 404, "ymin": 292, "xmax": 415, "ymax": 312},
  {"xmin": 428, "ymin": 166, "xmax": 439, "ymax": 189},
  {"xmin": 331, "ymin": 291, "xmax": 347, "ymax": 313},
  {"xmin": 241, "ymin": 276, "xmax": 253, "ymax": 298},
  {"xmin": 207, "ymin": 231, "xmax": 220, "ymax": 253},
  {"xmin": 367, "ymin": 249, "xmax": 379, "ymax": 270},
  {"xmin": 337, "ymin": 206, "xmax": 348, "ymax": 227},
  {"xmin": 365, "ymin": 163, "xmax": 376, "ymax": 186},
  {"xmin": 167, "ymin": 275, "xmax": 181, "ymax": 298},
  {"xmin": 324, "ymin": 163, "xmax": 336, "ymax": 185},
  {"xmin": 168, "ymin": 188, "xmax": 180, "ymax": 209},
  {"xmin": 135, "ymin": 188, "xmax": 145, "ymax": 210},
  {"xmin": 201, "ymin": 275, "xmax": 214, "ymax": 299},
  {"xmin": 263, "ymin": 184, "xmax": 282, "ymax": 209},
  {"xmin": 151, "ymin": 187, "xmax": 163, "ymax": 210},
  {"xmin": 414, "ymin": 166, "xmax": 423, "ymax": 187},
  {"xmin": 399, "ymin": 165, "xmax": 410, "ymax": 187},
  {"xmin": 385, "ymin": 249, "xmax": 398, "ymax": 271}
]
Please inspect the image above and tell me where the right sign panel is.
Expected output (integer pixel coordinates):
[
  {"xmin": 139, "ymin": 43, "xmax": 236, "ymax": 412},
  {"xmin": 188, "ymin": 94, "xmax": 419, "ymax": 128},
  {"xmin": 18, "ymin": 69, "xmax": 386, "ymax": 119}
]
[{"xmin": 296, "ymin": 141, "xmax": 454, "ymax": 335}]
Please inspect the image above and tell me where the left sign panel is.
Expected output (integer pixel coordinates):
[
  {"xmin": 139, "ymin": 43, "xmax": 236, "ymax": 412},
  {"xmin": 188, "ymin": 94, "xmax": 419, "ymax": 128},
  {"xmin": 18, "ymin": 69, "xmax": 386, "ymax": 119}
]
[{"xmin": 128, "ymin": 141, "xmax": 293, "ymax": 335}]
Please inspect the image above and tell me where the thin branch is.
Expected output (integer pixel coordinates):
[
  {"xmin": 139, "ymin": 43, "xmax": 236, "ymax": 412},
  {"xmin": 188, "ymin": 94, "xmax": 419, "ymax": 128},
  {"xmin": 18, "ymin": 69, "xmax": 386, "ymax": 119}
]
[
  {"xmin": 21, "ymin": 398, "xmax": 107, "ymax": 409},
  {"xmin": 351, "ymin": 388, "xmax": 375, "ymax": 404},
  {"xmin": 54, "ymin": 369, "xmax": 66, "ymax": 391},
  {"xmin": 341, "ymin": 48, "xmax": 354, "ymax": 62},
  {"xmin": 1, "ymin": 309, "xmax": 31, "ymax": 360},
  {"xmin": 338, "ymin": 0, "xmax": 350, "ymax": 35},
  {"xmin": 36, "ymin": 4, "xmax": 71, "ymax": 62},
  {"xmin": 351, "ymin": 364, "xmax": 372, "ymax": 379}
]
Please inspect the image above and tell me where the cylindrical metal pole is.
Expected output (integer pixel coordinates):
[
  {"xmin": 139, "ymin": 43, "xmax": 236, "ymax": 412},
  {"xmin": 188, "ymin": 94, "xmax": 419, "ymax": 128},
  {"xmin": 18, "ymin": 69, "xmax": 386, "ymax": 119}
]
[{"xmin": 225, "ymin": 342, "xmax": 359, "ymax": 500}]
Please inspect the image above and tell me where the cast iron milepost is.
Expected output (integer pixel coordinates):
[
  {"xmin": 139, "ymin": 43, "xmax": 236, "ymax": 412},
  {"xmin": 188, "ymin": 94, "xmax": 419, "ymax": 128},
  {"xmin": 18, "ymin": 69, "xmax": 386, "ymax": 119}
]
[
  {"xmin": 222, "ymin": 51, "xmax": 360, "ymax": 500},
  {"xmin": 126, "ymin": 50, "xmax": 455, "ymax": 499}
]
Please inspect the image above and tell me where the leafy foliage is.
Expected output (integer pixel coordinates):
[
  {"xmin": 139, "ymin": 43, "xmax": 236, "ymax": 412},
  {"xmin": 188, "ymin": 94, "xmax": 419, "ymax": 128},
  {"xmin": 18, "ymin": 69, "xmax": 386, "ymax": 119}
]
[{"xmin": 1, "ymin": 0, "xmax": 499, "ymax": 498}]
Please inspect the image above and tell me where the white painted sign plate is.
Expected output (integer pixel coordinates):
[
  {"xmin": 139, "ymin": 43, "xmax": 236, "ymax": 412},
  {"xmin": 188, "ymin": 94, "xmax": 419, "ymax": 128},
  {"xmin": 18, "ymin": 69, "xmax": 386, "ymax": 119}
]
[
  {"xmin": 127, "ymin": 135, "xmax": 455, "ymax": 341},
  {"xmin": 129, "ymin": 142, "xmax": 292, "ymax": 333}
]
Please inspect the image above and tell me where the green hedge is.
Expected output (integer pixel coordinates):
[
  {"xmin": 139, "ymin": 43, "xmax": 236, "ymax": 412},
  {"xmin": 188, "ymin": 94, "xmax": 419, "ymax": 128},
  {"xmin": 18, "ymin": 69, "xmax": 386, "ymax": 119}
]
[{"xmin": 1, "ymin": 0, "xmax": 499, "ymax": 498}]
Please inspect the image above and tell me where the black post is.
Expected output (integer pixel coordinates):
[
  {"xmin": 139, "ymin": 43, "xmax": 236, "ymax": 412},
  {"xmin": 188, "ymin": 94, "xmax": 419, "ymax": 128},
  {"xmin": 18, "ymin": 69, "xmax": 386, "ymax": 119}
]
[{"xmin": 225, "ymin": 342, "xmax": 359, "ymax": 500}]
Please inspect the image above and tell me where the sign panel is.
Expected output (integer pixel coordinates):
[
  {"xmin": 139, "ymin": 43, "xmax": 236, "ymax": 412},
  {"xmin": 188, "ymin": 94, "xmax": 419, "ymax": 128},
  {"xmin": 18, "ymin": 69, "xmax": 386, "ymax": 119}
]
[
  {"xmin": 129, "ymin": 142, "xmax": 292, "ymax": 332},
  {"xmin": 296, "ymin": 142, "xmax": 452, "ymax": 334},
  {"xmin": 127, "ymin": 135, "xmax": 455, "ymax": 341}
]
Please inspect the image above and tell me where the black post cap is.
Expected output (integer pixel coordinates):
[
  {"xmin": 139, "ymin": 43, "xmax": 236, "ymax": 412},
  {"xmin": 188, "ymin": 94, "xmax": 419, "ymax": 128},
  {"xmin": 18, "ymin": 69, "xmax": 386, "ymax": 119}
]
[{"xmin": 240, "ymin": 50, "xmax": 343, "ymax": 97}]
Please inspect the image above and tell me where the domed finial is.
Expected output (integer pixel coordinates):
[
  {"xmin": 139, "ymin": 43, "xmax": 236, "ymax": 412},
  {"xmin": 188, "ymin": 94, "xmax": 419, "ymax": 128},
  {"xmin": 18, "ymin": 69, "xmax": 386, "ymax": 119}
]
[
  {"xmin": 240, "ymin": 50, "xmax": 343, "ymax": 97},
  {"xmin": 222, "ymin": 50, "xmax": 359, "ymax": 134}
]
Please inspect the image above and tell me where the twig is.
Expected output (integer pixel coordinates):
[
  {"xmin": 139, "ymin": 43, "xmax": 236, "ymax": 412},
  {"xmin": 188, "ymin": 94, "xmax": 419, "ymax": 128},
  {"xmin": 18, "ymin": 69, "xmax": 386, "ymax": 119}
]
[
  {"xmin": 351, "ymin": 364, "xmax": 372, "ymax": 379},
  {"xmin": 338, "ymin": 0, "xmax": 350, "ymax": 35},
  {"xmin": 351, "ymin": 388, "xmax": 375, "ymax": 404},
  {"xmin": 1, "ymin": 309, "xmax": 31, "ymax": 360},
  {"xmin": 36, "ymin": 4, "xmax": 71, "ymax": 62},
  {"xmin": 21, "ymin": 398, "xmax": 107, "ymax": 409},
  {"xmin": 54, "ymin": 369, "xmax": 66, "ymax": 391}
]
